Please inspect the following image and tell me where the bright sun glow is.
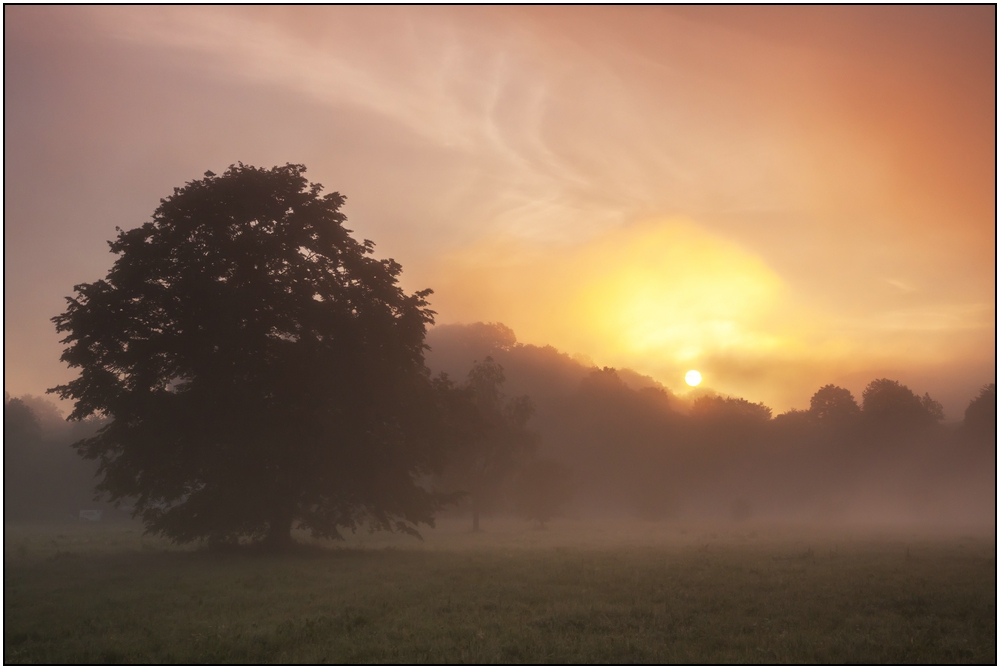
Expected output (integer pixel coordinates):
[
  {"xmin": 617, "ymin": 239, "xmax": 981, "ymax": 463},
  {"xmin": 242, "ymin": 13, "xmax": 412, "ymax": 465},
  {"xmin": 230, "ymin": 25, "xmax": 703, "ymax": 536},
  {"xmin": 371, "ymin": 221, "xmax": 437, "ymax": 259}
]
[
  {"xmin": 561, "ymin": 220, "xmax": 789, "ymax": 365},
  {"xmin": 685, "ymin": 370, "xmax": 702, "ymax": 386},
  {"xmin": 432, "ymin": 218, "xmax": 808, "ymax": 398}
]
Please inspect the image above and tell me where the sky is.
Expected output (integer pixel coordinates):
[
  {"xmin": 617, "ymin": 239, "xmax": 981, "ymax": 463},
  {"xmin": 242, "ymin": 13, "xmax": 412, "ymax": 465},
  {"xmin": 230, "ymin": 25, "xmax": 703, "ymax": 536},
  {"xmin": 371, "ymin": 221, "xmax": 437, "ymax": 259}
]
[{"xmin": 4, "ymin": 6, "xmax": 996, "ymax": 419}]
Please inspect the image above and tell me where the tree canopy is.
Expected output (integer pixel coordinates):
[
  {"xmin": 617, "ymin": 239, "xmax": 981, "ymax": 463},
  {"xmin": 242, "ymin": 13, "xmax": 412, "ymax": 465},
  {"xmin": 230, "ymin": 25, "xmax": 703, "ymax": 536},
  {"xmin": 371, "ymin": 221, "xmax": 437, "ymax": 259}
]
[
  {"xmin": 691, "ymin": 395, "xmax": 772, "ymax": 424},
  {"xmin": 861, "ymin": 378, "xmax": 942, "ymax": 433},
  {"xmin": 50, "ymin": 163, "xmax": 456, "ymax": 547},
  {"xmin": 809, "ymin": 384, "xmax": 860, "ymax": 427}
]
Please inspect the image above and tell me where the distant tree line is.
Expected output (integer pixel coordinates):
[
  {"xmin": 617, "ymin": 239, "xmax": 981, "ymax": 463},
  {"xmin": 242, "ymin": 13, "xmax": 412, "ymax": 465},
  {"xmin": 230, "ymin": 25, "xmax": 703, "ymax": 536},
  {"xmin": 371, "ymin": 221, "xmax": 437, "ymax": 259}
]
[
  {"xmin": 3, "ymin": 393, "xmax": 110, "ymax": 521},
  {"xmin": 428, "ymin": 322, "xmax": 996, "ymax": 525}
]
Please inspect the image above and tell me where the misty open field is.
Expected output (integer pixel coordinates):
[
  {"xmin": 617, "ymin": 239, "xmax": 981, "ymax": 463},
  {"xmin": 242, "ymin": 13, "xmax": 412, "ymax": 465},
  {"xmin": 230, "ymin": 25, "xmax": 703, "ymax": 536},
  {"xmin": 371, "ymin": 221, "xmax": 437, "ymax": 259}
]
[{"xmin": 4, "ymin": 519, "xmax": 995, "ymax": 664}]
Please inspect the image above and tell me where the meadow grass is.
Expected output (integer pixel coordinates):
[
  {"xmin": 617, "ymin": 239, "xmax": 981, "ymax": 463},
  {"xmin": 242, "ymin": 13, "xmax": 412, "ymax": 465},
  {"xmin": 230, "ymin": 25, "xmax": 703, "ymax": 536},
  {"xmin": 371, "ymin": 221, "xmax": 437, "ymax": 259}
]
[{"xmin": 4, "ymin": 518, "xmax": 995, "ymax": 664}]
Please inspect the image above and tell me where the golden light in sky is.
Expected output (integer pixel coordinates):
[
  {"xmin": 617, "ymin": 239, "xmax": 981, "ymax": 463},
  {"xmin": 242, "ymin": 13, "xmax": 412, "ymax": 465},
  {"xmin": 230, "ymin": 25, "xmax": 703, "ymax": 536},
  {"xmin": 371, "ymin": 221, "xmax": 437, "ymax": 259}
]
[
  {"xmin": 3, "ymin": 6, "xmax": 995, "ymax": 419},
  {"xmin": 430, "ymin": 218, "xmax": 804, "ymax": 399},
  {"xmin": 685, "ymin": 370, "xmax": 703, "ymax": 387},
  {"xmin": 570, "ymin": 221, "xmax": 786, "ymax": 362}
]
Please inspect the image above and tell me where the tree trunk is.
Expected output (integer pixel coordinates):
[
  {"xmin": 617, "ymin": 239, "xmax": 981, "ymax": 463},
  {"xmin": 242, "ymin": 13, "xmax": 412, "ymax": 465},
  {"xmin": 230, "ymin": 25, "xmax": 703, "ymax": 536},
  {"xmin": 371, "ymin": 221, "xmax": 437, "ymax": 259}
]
[{"xmin": 472, "ymin": 506, "xmax": 481, "ymax": 533}]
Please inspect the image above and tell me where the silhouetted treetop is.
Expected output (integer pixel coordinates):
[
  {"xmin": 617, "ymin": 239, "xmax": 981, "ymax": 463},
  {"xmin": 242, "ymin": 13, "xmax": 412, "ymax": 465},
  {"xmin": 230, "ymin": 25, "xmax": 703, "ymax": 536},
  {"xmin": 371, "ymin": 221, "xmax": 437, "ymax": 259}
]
[
  {"xmin": 809, "ymin": 385, "xmax": 860, "ymax": 427},
  {"xmin": 861, "ymin": 378, "xmax": 941, "ymax": 429},
  {"xmin": 962, "ymin": 382, "xmax": 996, "ymax": 443},
  {"xmin": 579, "ymin": 367, "xmax": 630, "ymax": 398},
  {"xmin": 4, "ymin": 393, "xmax": 41, "ymax": 444},
  {"xmin": 772, "ymin": 408, "xmax": 812, "ymax": 431},
  {"xmin": 691, "ymin": 395, "xmax": 772, "ymax": 423},
  {"xmin": 463, "ymin": 322, "xmax": 518, "ymax": 353},
  {"xmin": 919, "ymin": 392, "xmax": 945, "ymax": 423}
]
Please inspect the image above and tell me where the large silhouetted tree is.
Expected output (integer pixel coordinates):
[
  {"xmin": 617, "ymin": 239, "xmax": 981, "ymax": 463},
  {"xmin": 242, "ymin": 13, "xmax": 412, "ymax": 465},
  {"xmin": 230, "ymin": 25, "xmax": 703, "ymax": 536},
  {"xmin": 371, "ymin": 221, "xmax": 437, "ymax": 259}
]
[{"xmin": 50, "ymin": 164, "xmax": 458, "ymax": 548}]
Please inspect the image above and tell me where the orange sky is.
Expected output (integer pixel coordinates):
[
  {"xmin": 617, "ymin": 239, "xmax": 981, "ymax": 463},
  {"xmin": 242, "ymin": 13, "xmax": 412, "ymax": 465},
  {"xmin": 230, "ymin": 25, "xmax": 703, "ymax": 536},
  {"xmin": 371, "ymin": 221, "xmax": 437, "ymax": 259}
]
[{"xmin": 4, "ymin": 6, "xmax": 995, "ymax": 418}]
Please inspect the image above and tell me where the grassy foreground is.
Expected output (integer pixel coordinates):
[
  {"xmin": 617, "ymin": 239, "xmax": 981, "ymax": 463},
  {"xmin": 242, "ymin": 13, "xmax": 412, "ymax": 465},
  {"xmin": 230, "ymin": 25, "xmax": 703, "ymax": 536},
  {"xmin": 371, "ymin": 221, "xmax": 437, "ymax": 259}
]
[{"xmin": 4, "ymin": 519, "xmax": 995, "ymax": 664}]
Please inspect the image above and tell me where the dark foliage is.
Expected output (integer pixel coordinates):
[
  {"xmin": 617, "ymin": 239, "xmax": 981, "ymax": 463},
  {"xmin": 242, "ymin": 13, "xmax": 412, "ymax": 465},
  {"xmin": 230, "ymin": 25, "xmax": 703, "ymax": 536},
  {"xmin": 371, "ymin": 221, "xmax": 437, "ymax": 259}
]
[
  {"xmin": 809, "ymin": 384, "xmax": 860, "ymax": 428},
  {"xmin": 5, "ymin": 393, "xmax": 41, "ymax": 444},
  {"xmin": 50, "ymin": 164, "xmax": 458, "ymax": 546},
  {"xmin": 691, "ymin": 394, "xmax": 772, "ymax": 424},
  {"xmin": 862, "ymin": 378, "xmax": 942, "ymax": 434},
  {"xmin": 961, "ymin": 383, "xmax": 996, "ymax": 444},
  {"xmin": 4, "ymin": 394, "xmax": 43, "ymax": 517}
]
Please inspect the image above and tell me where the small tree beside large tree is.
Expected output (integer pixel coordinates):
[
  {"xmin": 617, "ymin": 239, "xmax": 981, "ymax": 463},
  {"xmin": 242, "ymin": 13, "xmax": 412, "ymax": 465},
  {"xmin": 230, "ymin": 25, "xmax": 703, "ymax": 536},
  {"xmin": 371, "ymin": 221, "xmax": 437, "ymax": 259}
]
[
  {"xmin": 50, "ymin": 163, "xmax": 460, "ymax": 548},
  {"xmin": 442, "ymin": 356, "xmax": 537, "ymax": 531}
]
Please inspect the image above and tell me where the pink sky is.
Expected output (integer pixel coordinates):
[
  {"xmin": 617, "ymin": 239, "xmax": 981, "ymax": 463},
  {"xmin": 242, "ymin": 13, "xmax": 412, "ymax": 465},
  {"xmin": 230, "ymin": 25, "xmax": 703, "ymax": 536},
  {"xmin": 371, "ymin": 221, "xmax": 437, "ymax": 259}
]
[{"xmin": 4, "ymin": 6, "xmax": 995, "ymax": 418}]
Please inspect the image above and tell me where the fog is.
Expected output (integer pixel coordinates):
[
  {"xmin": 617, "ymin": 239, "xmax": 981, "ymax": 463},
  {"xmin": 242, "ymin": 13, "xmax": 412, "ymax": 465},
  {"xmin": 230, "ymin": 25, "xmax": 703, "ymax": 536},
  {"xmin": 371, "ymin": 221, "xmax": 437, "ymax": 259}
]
[
  {"xmin": 4, "ymin": 8, "xmax": 995, "ymax": 663},
  {"xmin": 424, "ymin": 322, "xmax": 995, "ymax": 533}
]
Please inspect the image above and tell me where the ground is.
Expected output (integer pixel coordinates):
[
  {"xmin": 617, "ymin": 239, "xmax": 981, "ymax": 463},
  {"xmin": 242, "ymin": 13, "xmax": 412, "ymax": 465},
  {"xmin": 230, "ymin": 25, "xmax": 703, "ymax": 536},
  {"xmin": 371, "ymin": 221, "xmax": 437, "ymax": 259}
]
[{"xmin": 4, "ymin": 517, "xmax": 995, "ymax": 664}]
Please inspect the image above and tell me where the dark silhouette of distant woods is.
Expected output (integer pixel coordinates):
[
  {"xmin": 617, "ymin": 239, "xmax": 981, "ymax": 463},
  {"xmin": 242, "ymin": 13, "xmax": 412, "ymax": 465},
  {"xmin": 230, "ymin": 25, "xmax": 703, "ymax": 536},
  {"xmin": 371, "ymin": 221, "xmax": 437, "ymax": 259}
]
[{"xmin": 49, "ymin": 164, "xmax": 464, "ymax": 548}]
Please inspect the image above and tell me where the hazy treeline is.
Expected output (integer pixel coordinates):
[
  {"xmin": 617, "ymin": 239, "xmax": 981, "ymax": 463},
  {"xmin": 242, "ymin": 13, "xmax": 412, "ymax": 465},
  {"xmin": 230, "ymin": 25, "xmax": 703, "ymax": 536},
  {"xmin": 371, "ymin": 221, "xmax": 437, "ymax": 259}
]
[
  {"xmin": 3, "ymin": 393, "xmax": 110, "ymax": 521},
  {"xmin": 5, "ymin": 322, "xmax": 994, "ymax": 529},
  {"xmin": 427, "ymin": 323, "xmax": 996, "ymax": 527}
]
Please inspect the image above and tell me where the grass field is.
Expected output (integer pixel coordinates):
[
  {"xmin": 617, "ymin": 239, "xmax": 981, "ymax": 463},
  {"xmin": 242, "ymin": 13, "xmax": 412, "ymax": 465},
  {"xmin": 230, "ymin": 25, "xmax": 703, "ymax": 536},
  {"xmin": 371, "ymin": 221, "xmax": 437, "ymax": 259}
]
[{"xmin": 4, "ymin": 518, "xmax": 995, "ymax": 664}]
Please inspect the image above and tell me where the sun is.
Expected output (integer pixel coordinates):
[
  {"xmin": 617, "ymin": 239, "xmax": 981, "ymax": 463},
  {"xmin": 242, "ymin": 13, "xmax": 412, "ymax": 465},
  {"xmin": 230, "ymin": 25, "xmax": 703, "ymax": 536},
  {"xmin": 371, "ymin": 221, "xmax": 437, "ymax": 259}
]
[{"xmin": 685, "ymin": 370, "xmax": 702, "ymax": 387}]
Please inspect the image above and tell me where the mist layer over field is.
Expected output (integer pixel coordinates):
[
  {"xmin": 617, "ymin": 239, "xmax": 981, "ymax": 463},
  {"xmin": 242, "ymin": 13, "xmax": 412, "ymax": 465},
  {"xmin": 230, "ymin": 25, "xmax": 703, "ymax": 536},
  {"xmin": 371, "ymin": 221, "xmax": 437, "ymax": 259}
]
[{"xmin": 424, "ymin": 323, "xmax": 995, "ymax": 531}]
